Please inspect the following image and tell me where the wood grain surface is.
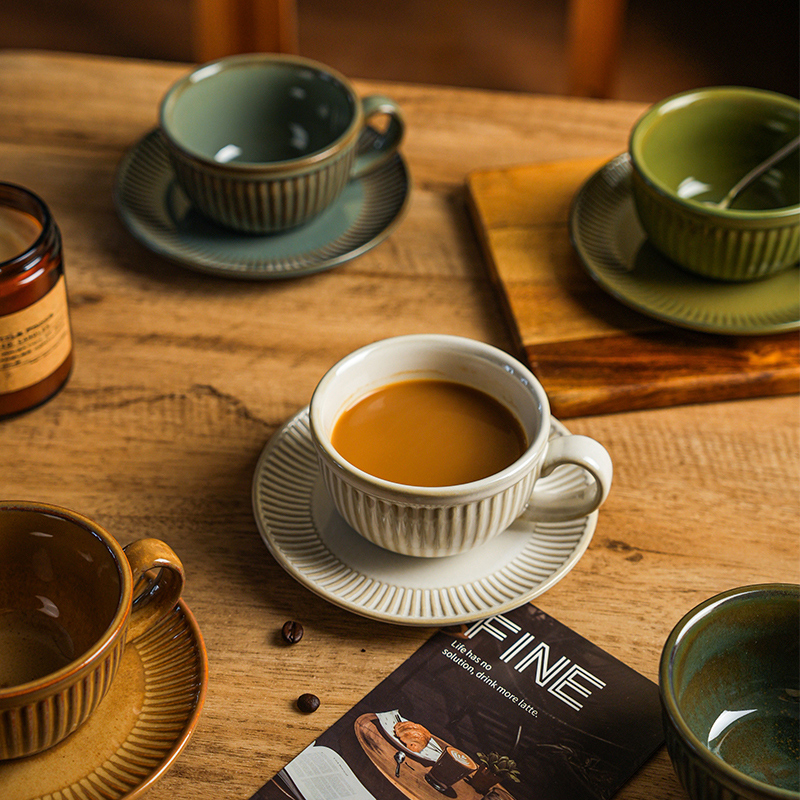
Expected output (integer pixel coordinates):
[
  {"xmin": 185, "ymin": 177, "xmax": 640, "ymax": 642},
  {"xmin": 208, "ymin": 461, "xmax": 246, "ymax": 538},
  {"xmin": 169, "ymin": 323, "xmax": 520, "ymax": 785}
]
[
  {"xmin": 0, "ymin": 51, "xmax": 798, "ymax": 800},
  {"xmin": 467, "ymin": 158, "xmax": 800, "ymax": 417}
]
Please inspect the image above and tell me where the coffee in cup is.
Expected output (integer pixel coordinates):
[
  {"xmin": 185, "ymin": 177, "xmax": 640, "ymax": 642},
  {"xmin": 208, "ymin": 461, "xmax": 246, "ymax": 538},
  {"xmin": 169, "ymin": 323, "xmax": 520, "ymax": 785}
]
[
  {"xmin": 425, "ymin": 746, "xmax": 478, "ymax": 792},
  {"xmin": 330, "ymin": 378, "xmax": 528, "ymax": 487},
  {"xmin": 159, "ymin": 53, "xmax": 405, "ymax": 233},
  {"xmin": 309, "ymin": 334, "xmax": 613, "ymax": 557},
  {"xmin": 0, "ymin": 501, "xmax": 185, "ymax": 759}
]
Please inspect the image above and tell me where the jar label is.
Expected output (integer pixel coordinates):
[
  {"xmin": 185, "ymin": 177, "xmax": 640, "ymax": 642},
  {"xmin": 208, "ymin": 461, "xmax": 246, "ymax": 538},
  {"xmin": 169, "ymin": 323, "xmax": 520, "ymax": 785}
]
[{"xmin": 0, "ymin": 276, "xmax": 72, "ymax": 394}]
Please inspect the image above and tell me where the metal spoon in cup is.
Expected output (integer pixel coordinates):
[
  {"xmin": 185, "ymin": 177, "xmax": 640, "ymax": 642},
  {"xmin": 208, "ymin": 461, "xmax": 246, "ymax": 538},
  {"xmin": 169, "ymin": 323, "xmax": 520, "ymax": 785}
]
[{"xmin": 716, "ymin": 134, "xmax": 800, "ymax": 209}]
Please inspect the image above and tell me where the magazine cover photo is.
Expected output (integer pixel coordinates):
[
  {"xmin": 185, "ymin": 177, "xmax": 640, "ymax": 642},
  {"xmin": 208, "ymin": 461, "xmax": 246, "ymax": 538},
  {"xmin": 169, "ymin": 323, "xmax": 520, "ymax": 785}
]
[{"xmin": 251, "ymin": 604, "xmax": 663, "ymax": 800}]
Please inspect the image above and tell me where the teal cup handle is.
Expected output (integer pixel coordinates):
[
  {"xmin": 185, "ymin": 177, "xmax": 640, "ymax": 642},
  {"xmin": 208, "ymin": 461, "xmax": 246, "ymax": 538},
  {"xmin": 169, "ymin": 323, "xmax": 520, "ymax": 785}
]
[{"xmin": 352, "ymin": 96, "xmax": 405, "ymax": 179}]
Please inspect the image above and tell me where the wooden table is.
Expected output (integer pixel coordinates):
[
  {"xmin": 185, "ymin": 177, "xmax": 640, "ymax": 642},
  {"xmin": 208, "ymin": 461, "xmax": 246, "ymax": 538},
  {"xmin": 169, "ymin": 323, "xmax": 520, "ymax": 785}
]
[{"xmin": 0, "ymin": 50, "xmax": 797, "ymax": 800}]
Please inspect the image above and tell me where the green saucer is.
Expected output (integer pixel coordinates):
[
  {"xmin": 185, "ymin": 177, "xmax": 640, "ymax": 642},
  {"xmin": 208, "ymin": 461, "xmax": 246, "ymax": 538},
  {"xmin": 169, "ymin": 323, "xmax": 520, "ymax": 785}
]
[
  {"xmin": 570, "ymin": 154, "xmax": 800, "ymax": 335},
  {"xmin": 113, "ymin": 129, "xmax": 410, "ymax": 280}
]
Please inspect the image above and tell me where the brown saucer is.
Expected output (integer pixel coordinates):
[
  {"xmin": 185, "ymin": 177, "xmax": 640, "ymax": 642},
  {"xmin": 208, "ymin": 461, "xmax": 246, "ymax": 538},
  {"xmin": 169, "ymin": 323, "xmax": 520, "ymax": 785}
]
[{"xmin": 0, "ymin": 601, "xmax": 208, "ymax": 800}]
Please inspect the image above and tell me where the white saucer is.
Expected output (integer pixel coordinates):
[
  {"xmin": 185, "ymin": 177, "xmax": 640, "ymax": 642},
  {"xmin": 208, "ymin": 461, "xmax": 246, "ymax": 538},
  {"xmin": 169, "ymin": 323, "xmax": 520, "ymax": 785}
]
[
  {"xmin": 251, "ymin": 408, "xmax": 597, "ymax": 626},
  {"xmin": 113, "ymin": 129, "xmax": 410, "ymax": 280}
]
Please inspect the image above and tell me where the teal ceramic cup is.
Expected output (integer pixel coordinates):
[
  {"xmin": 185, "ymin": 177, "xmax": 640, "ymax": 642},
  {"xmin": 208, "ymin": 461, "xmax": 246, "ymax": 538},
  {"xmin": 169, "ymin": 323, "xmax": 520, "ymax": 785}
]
[
  {"xmin": 660, "ymin": 583, "xmax": 799, "ymax": 800},
  {"xmin": 159, "ymin": 54, "xmax": 404, "ymax": 234},
  {"xmin": 630, "ymin": 87, "xmax": 800, "ymax": 281}
]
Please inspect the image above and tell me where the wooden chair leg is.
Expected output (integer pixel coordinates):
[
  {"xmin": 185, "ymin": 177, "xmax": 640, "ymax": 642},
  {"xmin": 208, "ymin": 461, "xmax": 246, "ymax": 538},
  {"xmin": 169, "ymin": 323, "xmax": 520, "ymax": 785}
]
[
  {"xmin": 566, "ymin": 0, "xmax": 628, "ymax": 98},
  {"xmin": 193, "ymin": 0, "xmax": 298, "ymax": 63}
]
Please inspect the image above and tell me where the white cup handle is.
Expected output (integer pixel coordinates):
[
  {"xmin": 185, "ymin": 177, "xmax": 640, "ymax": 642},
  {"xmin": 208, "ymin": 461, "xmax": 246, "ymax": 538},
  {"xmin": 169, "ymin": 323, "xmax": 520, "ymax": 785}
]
[{"xmin": 526, "ymin": 435, "xmax": 613, "ymax": 522}]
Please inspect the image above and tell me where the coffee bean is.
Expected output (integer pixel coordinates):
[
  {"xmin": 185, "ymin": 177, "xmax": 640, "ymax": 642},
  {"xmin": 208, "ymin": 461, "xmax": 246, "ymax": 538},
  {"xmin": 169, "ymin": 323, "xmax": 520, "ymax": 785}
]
[
  {"xmin": 281, "ymin": 621, "xmax": 304, "ymax": 644},
  {"xmin": 297, "ymin": 693, "xmax": 320, "ymax": 713}
]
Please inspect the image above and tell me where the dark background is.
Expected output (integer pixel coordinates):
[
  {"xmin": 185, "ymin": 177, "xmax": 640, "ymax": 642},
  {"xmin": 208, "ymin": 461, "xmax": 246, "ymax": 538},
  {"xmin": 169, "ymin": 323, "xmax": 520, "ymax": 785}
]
[{"xmin": 2, "ymin": 0, "xmax": 797, "ymax": 102}]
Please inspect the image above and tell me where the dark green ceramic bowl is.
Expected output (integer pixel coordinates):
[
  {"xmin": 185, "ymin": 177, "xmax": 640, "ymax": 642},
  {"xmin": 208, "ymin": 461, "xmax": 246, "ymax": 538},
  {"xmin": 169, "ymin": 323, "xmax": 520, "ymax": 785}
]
[
  {"xmin": 660, "ymin": 584, "xmax": 800, "ymax": 800},
  {"xmin": 630, "ymin": 87, "xmax": 800, "ymax": 281}
]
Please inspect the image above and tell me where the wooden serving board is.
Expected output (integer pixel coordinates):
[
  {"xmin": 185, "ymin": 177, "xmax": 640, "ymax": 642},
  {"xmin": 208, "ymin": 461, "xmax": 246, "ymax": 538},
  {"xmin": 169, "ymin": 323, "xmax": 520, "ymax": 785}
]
[{"xmin": 466, "ymin": 157, "xmax": 800, "ymax": 418}]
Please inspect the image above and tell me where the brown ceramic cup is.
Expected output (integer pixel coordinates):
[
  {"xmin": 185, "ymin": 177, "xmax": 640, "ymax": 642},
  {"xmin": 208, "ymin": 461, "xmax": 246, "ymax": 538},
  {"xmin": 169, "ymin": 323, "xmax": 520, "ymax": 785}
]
[{"xmin": 0, "ymin": 501, "xmax": 185, "ymax": 759}]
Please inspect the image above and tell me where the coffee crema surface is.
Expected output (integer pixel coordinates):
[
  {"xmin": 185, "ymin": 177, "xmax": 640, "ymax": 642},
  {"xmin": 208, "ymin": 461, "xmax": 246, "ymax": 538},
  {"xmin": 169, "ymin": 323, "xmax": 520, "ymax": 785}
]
[{"xmin": 330, "ymin": 379, "xmax": 527, "ymax": 487}]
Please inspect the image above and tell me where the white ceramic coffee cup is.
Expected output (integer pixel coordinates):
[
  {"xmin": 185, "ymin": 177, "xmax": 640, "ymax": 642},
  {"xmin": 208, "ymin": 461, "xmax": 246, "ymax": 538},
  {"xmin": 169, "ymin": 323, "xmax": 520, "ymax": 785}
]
[{"xmin": 309, "ymin": 334, "xmax": 612, "ymax": 557}]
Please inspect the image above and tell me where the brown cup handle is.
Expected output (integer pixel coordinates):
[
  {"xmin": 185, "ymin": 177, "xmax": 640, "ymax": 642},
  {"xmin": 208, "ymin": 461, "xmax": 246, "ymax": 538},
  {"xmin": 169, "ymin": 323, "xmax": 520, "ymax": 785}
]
[{"xmin": 123, "ymin": 538, "xmax": 185, "ymax": 642}]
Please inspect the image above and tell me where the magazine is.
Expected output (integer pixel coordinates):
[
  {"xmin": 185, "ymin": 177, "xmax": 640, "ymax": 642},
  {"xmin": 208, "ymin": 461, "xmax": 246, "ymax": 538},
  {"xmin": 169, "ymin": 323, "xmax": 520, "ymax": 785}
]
[{"xmin": 250, "ymin": 604, "xmax": 663, "ymax": 800}]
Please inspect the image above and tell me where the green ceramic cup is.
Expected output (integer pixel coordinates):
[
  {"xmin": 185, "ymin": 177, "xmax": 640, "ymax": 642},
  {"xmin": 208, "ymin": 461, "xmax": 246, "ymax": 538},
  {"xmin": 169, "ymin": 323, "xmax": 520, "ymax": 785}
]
[
  {"xmin": 660, "ymin": 583, "xmax": 799, "ymax": 800},
  {"xmin": 630, "ymin": 87, "xmax": 800, "ymax": 281},
  {"xmin": 159, "ymin": 54, "xmax": 404, "ymax": 234}
]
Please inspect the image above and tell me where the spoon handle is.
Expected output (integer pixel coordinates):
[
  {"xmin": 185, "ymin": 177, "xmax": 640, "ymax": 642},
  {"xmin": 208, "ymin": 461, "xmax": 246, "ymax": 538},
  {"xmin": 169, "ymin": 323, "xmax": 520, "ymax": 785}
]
[{"xmin": 718, "ymin": 134, "xmax": 800, "ymax": 209}]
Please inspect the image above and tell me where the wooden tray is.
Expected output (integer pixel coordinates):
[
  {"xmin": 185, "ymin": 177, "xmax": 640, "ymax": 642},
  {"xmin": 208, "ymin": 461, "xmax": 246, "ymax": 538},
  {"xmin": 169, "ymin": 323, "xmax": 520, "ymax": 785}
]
[{"xmin": 466, "ymin": 156, "xmax": 800, "ymax": 418}]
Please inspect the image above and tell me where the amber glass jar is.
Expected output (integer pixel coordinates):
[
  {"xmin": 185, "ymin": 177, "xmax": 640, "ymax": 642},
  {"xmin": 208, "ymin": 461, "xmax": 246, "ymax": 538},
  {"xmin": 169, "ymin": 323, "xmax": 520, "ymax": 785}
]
[{"xmin": 0, "ymin": 183, "xmax": 73, "ymax": 417}]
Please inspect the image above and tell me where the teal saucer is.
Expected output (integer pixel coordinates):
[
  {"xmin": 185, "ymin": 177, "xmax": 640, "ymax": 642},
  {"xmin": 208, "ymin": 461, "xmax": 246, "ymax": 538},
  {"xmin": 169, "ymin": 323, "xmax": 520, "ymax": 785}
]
[
  {"xmin": 570, "ymin": 154, "xmax": 800, "ymax": 335},
  {"xmin": 113, "ymin": 129, "xmax": 410, "ymax": 280}
]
